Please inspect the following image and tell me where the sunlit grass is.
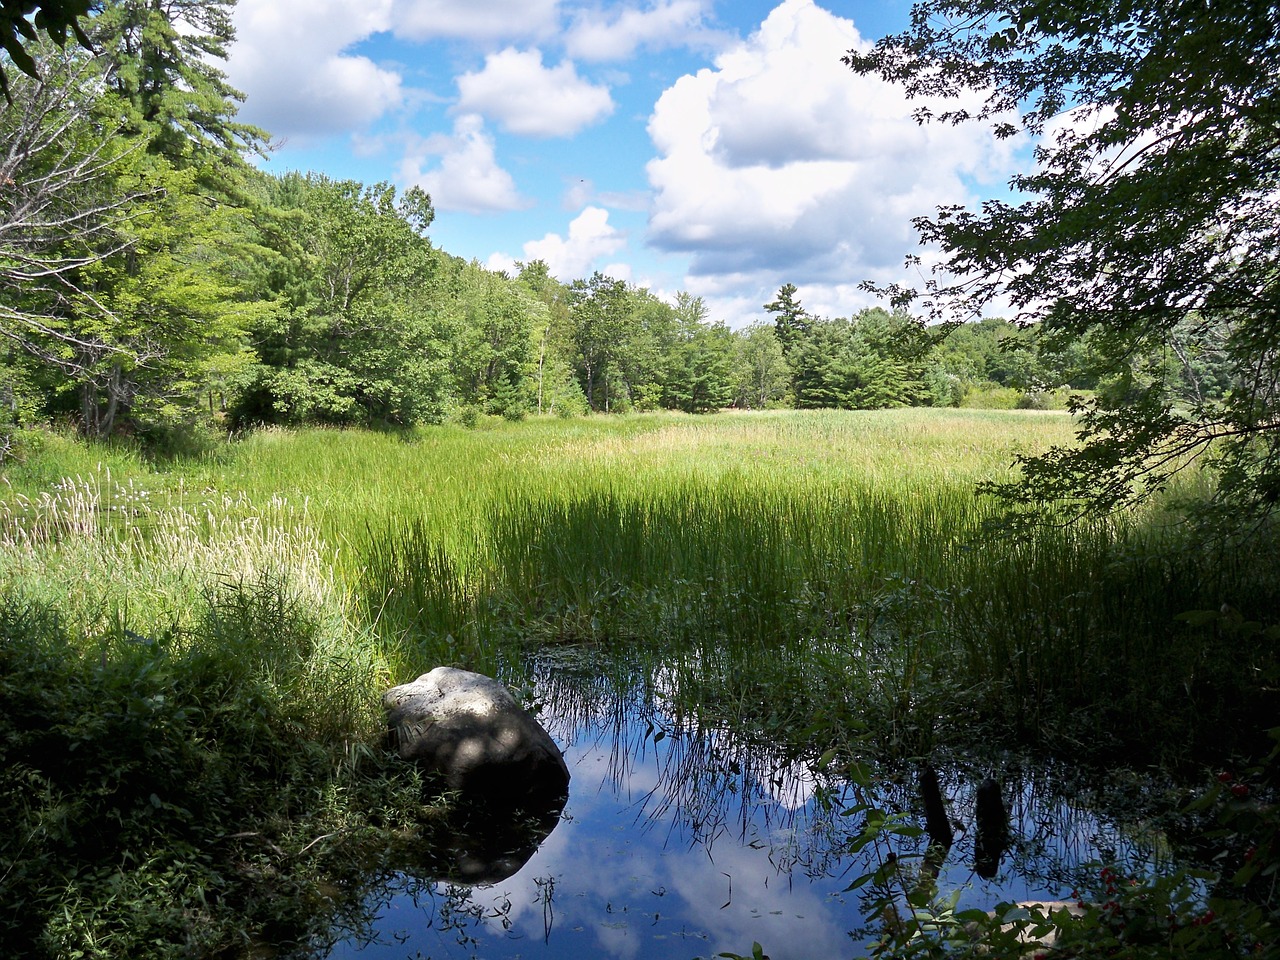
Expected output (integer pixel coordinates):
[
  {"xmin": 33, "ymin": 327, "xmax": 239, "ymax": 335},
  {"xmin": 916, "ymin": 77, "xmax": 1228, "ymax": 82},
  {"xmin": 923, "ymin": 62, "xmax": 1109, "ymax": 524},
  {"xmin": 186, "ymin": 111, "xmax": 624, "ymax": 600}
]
[{"xmin": 2, "ymin": 408, "xmax": 1275, "ymax": 759}]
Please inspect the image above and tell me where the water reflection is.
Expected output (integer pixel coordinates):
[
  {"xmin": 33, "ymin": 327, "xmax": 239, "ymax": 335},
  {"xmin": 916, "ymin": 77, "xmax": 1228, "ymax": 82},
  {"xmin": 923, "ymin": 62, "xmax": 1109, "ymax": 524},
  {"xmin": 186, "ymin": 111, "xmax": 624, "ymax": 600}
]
[
  {"xmin": 326, "ymin": 652, "xmax": 1165, "ymax": 960},
  {"xmin": 398, "ymin": 796, "xmax": 568, "ymax": 886}
]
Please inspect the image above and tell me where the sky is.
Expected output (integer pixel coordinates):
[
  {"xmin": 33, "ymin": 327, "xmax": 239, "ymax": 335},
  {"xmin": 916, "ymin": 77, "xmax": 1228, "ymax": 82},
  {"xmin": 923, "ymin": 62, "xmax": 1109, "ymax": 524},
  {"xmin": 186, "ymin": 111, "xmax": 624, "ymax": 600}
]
[{"xmin": 223, "ymin": 0, "xmax": 1028, "ymax": 328}]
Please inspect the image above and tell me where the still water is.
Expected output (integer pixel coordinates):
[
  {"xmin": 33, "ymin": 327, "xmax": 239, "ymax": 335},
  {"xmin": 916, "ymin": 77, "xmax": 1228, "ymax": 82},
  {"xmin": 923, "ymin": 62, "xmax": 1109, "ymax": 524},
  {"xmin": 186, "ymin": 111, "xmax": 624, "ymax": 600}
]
[{"xmin": 327, "ymin": 652, "xmax": 1161, "ymax": 960}]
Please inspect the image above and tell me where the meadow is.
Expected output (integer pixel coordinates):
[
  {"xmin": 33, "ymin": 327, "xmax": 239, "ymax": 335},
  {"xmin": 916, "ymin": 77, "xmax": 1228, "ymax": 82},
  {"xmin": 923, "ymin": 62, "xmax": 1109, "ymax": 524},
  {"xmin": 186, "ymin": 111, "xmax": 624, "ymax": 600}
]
[{"xmin": 2, "ymin": 408, "xmax": 1278, "ymax": 957}]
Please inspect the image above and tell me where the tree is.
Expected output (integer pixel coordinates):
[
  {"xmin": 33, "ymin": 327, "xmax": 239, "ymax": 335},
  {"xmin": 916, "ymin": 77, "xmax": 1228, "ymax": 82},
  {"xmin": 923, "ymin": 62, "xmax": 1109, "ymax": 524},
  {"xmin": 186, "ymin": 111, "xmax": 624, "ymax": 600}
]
[
  {"xmin": 1, "ymin": 0, "xmax": 270, "ymax": 440},
  {"xmin": 764, "ymin": 283, "xmax": 810, "ymax": 356},
  {"xmin": 663, "ymin": 293, "xmax": 734, "ymax": 413},
  {"xmin": 91, "ymin": 0, "xmax": 266, "ymax": 165},
  {"xmin": 517, "ymin": 260, "xmax": 584, "ymax": 416},
  {"xmin": 0, "ymin": 42, "xmax": 233, "ymax": 438},
  {"xmin": 846, "ymin": 1, "xmax": 1280, "ymax": 523},
  {"xmin": 0, "ymin": 0, "xmax": 93, "ymax": 102},
  {"xmin": 731, "ymin": 323, "xmax": 790, "ymax": 409},
  {"xmin": 568, "ymin": 273, "xmax": 630, "ymax": 412},
  {"xmin": 448, "ymin": 261, "xmax": 537, "ymax": 419},
  {"xmin": 0, "ymin": 45, "xmax": 150, "ymax": 367},
  {"xmin": 789, "ymin": 318, "xmax": 848, "ymax": 409},
  {"xmin": 235, "ymin": 173, "xmax": 449, "ymax": 426},
  {"xmin": 67, "ymin": 159, "xmax": 263, "ymax": 437},
  {"xmin": 616, "ymin": 288, "xmax": 678, "ymax": 411},
  {"xmin": 788, "ymin": 309, "xmax": 932, "ymax": 410}
]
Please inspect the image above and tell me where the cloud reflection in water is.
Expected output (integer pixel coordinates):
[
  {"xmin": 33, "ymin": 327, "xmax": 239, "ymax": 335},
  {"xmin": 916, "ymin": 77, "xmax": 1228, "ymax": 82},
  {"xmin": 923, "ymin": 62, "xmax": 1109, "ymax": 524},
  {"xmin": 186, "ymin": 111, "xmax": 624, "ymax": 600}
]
[{"xmin": 328, "ymin": 661, "xmax": 1161, "ymax": 960}]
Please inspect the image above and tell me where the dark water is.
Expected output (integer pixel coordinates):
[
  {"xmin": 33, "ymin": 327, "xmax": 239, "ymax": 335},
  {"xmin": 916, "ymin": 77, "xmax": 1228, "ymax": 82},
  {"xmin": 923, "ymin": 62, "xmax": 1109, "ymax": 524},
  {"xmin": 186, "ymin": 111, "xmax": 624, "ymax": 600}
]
[{"xmin": 326, "ymin": 653, "xmax": 1165, "ymax": 960}]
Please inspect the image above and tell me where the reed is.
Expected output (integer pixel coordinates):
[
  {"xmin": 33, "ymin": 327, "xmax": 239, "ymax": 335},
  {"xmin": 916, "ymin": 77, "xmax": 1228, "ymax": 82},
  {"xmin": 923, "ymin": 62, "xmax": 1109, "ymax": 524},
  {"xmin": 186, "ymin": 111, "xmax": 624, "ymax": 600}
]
[{"xmin": 4, "ymin": 409, "xmax": 1275, "ymax": 758}]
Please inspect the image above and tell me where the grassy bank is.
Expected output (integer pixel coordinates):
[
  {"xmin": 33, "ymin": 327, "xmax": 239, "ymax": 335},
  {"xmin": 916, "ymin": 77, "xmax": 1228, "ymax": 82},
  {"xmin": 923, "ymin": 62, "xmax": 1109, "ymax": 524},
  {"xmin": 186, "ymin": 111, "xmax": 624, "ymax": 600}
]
[{"xmin": 1, "ymin": 409, "xmax": 1277, "ymax": 956}]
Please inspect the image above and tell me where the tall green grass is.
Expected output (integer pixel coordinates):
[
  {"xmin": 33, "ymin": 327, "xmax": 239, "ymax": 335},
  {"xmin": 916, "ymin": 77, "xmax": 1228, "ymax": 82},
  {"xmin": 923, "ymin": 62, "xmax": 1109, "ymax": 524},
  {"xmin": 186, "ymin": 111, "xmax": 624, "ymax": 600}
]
[{"xmin": 4, "ymin": 408, "xmax": 1276, "ymax": 760}]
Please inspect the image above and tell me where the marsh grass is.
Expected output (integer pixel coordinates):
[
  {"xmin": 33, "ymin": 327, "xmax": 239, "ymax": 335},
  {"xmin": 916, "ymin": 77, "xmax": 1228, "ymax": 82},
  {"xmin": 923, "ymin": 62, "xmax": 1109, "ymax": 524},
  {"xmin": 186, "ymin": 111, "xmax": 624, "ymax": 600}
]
[
  {"xmin": 6, "ymin": 408, "xmax": 1276, "ymax": 759},
  {"xmin": 316, "ymin": 410, "xmax": 1277, "ymax": 760}
]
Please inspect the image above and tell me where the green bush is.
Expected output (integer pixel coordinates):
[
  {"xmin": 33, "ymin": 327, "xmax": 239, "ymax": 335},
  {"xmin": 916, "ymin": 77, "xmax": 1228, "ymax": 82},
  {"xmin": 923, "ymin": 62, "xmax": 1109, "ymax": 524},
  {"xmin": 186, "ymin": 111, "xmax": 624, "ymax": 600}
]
[
  {"xmin": 959, "ymin": 383, "xmax": 1022, "ymax": 409},
  {"xmin": 0, "ymin": 589, "xmax": 429, "ymax": 959}
]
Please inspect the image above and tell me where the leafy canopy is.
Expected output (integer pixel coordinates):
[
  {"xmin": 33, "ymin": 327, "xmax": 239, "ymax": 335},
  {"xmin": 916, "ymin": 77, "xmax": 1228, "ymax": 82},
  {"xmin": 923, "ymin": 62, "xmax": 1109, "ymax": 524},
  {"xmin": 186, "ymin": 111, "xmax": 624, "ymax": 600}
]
[
  {"xmin": 0, "ymin": 0, "xmax": 94, "ymax": 101},
  {"xmin": 846, "ymin": 1, "xmax": 1280, "ymax": 525}
]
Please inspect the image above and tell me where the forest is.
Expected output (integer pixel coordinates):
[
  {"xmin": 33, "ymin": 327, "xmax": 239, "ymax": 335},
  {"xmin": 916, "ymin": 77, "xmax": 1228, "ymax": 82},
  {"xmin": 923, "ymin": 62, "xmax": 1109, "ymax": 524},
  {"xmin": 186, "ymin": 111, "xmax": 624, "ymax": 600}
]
[{"xmin": 0, "ymin": 0, "xmax": 1235, "ymax": 449}]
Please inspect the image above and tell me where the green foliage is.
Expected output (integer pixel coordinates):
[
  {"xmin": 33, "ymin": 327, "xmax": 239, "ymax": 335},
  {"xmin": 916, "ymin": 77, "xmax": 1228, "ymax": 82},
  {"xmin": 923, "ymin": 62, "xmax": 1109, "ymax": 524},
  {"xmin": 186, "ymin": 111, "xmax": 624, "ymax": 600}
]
[
  {"xmin": 791, "ymin": 309, "xmax": 933, "ymax": 410},
  {"xmin": 0, "ymin": 19, "xmax": 260, "ymax": 442},
  {"xmin": 518, "ymin": 260, "xmax": 582, "ymax": 417},
  {"xmin": 568, "ymin": 272, "xmax": 632, "ymax": 412},
  {"xmin": 234, "ymin": 172, "xmax": 450, "ymax": 427},
  {"xmin": 0, "ymin": 587, "xmax": 431, "ymax": 959},
  {"xmin": 71, "ymin": 158, "xmax": 261, "ymax": 436},
  {"xmin": 90, "ymin": 0, "xmax": 266, "ymax": 164},
  {"xmin": 664, "ymin": 295, "xmax": 735, "ymax": 413},
  {"xmin": 445, "ymin": 261, "xmax": 537, "ymax": 419},
  {"xmin": 764, "ymin": 282, "xmax": 810, "ymax": 355},
  {"xmin": 847, "ymin": 0, "xmax": 1280, "ymax": 526},
  {"xmin": 731, "ymin": 322, "xmax": 790, "ymax": 409}
]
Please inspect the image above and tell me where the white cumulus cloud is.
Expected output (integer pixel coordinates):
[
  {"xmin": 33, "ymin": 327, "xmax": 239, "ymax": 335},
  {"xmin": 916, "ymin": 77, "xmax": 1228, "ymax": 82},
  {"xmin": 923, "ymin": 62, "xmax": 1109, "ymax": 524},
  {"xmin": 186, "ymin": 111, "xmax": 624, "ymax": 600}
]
[
  {"xmin": 456, "ymin": 48, "xmax": 615, "ymax": 137},
  {"xmin": 400, "ymin": 114, "xmax": 529, "ymax": 213},
  {"xmin": 565, "ymin": 0, "xmax": 726, "ymax": 61},
  {"xmin": 646, "ymin": 0, "xmax": 1019, "ymax": 320},
  {"xmin": 391, "ymin": 0, "xmax": 561, "ymax": 43},
  {"xmin": 489, "ymin": 207, "xmax": 628, "ymax": 281},
  {"xmin": 228, "ymin": 0, "xmax": 403, "ymax": 140}
]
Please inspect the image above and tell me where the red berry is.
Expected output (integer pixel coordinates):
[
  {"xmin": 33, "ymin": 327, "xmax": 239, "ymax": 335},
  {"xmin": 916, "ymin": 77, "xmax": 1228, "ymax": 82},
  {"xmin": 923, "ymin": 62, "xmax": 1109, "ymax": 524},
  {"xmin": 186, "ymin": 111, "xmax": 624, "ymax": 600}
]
[
  {"xmin": 1231, "ymin": 783, "xmax": 1250, "ymax": 797},
  {"xmin": 1218, "ymin": 771, "xmax": 1234, "ymax": 782}
]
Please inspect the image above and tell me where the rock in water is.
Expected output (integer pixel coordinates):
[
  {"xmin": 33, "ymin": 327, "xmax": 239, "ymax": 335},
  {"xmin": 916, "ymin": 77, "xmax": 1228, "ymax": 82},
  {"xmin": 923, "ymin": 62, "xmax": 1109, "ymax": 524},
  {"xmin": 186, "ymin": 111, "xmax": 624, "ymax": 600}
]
[{"xmin": 383, "ymin": 667, "xmax": 570, "ymax": 807}]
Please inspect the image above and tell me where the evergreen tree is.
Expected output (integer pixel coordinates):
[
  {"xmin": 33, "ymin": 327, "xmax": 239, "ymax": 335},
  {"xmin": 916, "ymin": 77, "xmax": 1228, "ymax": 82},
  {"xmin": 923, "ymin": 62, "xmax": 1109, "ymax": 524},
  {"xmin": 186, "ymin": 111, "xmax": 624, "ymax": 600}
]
[
  {"xmin": 764, "ymin": 283, "xmax": 810, "ymax": 356},
  {"xmin": 92, "ymin": 0, "xmax": 266, "ymax": 165},
  {"xmin": 663, "ymin": 293, "xmax": 734, "ymax": 413}
]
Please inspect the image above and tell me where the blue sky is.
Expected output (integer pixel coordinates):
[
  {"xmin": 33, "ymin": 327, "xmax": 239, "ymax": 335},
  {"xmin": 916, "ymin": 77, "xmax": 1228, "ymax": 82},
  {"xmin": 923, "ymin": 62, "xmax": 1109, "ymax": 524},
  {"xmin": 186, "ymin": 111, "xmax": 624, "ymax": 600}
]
[{"xmin": 224, "ymin": 0, "xmax": 1025, "ymax": 327}]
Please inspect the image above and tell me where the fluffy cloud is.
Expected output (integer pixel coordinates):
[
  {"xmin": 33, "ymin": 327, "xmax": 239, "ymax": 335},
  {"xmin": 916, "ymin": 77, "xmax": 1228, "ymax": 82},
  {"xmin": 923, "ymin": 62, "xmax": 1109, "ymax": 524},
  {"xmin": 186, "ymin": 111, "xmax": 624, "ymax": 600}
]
[
  {"xmin": 565, "ymin": 0, "xmax": 725, "ymax": 61},
  {"xmin": 488, "ymin": 207, "xmax": 628, "ymax": 281},
  {"xmin": 228, "ymin": 0, "xmax": 403, "ymax": 139},
  {"xmin": 391, "ymin": 0, "xmax": 561, "ymax": 42},
  {"xmin": 456, "ymin": 48, "xmax": 614, "ymax": 137},
  {"xmin": 646, "ymin": 0, "xmax": 1019, "ymax": 319},
  {"xmin": 400, "ymin": 114, "xmax": 529, "ymax": 213}
]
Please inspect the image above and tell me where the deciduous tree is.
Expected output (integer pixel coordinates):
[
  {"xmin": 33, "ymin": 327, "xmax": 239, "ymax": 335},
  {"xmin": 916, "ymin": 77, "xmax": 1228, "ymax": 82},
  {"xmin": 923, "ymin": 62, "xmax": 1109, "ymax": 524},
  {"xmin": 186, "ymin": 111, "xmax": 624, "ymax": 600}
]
[
  {"xmin": 0, "ymin": 0, "xmax": 93, "ymax": 101},
  {"xmin": 847, "ymin": 0, "xmax": 1280, "ymax": 524},
  {"xmin": 235, "ymin": 173, "xmax": 449, "ymax": 426}
]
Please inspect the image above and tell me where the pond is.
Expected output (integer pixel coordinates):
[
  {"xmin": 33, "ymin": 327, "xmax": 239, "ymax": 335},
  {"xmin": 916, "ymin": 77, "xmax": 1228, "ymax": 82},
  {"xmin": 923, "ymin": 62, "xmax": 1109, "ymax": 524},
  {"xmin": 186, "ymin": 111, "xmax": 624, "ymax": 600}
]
[{"xmin": 326, "ymin": 650, "xmax": 1168, "ymax": 960}]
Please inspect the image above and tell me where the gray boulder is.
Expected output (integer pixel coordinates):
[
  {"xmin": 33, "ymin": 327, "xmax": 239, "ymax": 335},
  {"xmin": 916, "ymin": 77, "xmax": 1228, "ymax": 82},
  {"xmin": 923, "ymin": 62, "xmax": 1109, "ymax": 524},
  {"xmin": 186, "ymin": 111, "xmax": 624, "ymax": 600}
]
[{"xmin": 383, "ymin": 667, "xmax": 570, "ymax": 807}]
